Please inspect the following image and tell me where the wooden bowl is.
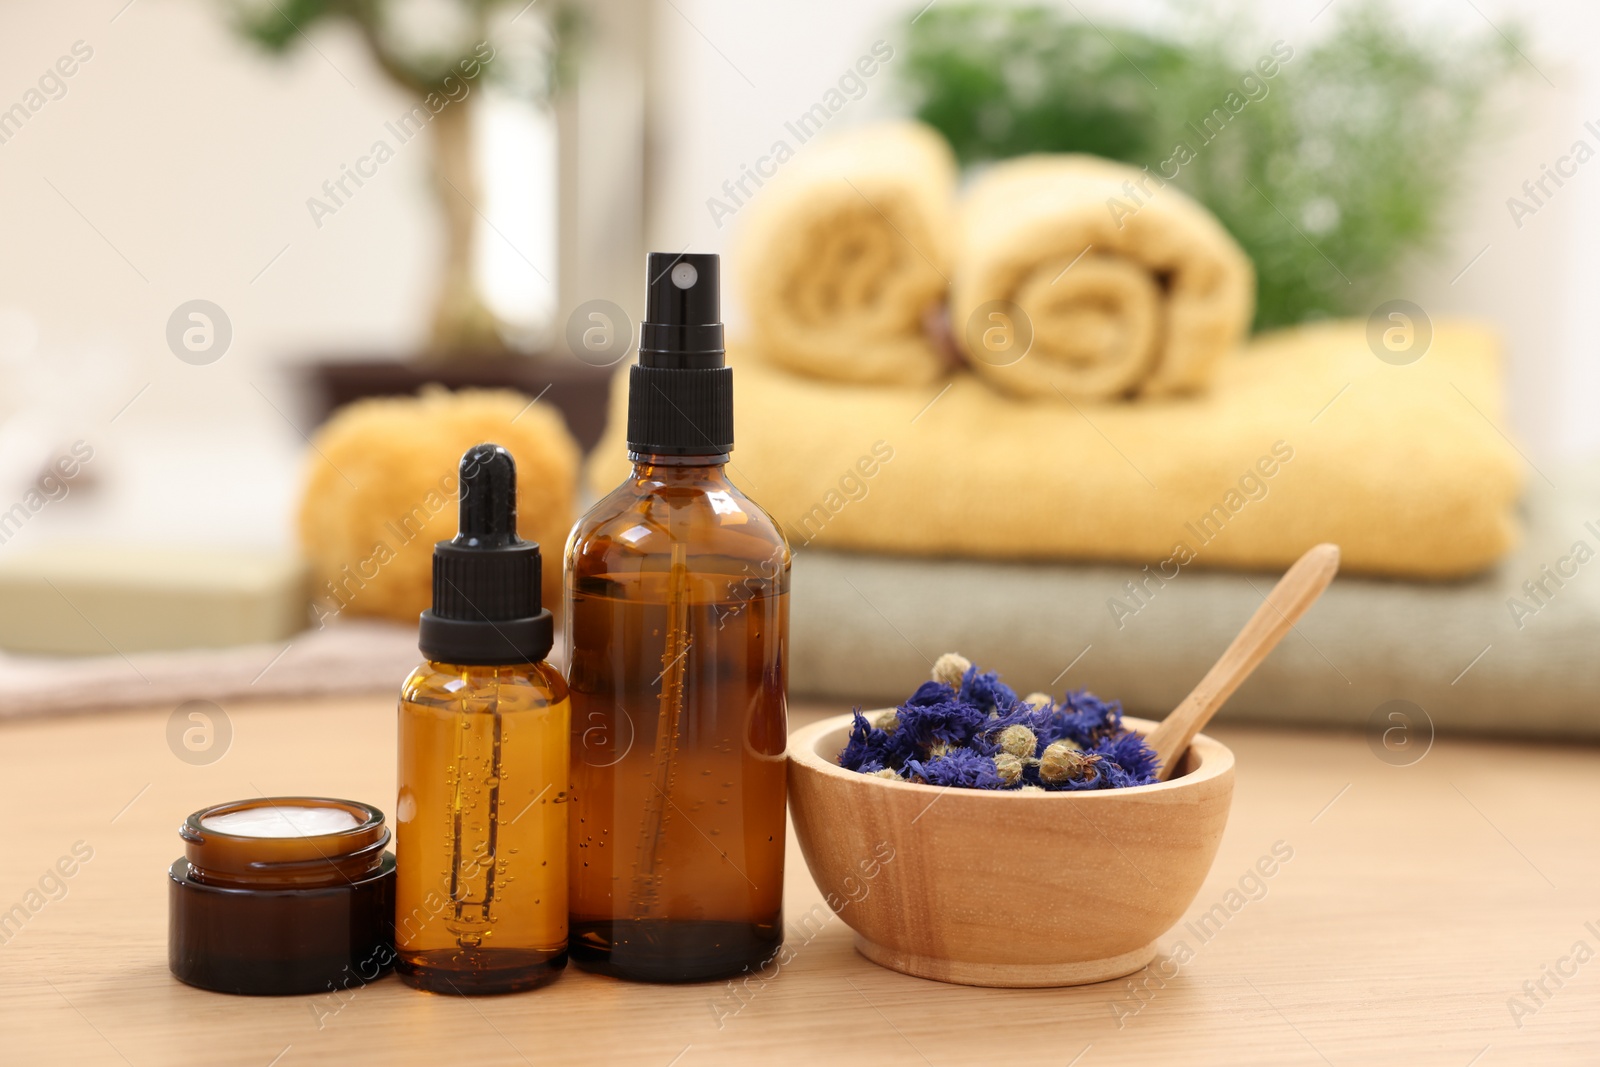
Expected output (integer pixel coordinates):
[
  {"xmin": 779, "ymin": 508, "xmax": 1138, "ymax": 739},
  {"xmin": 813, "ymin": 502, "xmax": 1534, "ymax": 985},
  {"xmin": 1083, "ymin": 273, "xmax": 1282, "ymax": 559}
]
[{"xmin": 787, "ymin": 713, "xmax": 1234, "ymax": 987}]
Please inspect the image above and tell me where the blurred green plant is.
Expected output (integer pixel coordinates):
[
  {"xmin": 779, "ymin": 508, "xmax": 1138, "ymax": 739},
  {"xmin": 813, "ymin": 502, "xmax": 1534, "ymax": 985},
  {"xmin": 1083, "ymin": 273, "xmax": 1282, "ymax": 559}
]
[
  {"xmin": 900, "ymin": 2, "xmax": 1525, "ymax": 330},
  {"xmin": 220, "ymin": 0, "xmax": 580, "ymax": 354}
]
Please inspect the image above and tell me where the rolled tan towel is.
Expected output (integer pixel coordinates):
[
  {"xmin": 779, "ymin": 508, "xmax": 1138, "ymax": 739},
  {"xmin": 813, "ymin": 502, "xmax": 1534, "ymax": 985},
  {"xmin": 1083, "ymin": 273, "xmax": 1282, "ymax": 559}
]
[
  {"xmin": 735, "ymin": 121, "xmax": 957, "ymax": 386},
  {"xmin": 952, "ymin": 155, "xmax": 1254, "ymax": 400}
]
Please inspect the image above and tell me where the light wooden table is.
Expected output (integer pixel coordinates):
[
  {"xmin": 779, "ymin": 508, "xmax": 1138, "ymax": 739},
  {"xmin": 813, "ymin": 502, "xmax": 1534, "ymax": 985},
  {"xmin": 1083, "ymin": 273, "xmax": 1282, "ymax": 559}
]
[{"xmin": 1, "ymin": 695, "xmax": 1595, "ymax": 1065}]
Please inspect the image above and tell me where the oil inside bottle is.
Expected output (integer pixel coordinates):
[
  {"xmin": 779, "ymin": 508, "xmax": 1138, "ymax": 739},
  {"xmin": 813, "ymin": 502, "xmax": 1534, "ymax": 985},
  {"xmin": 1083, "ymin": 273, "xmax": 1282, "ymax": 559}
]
[
  {"xmin": 568, "ymin": 576, "xmax": 787, "ymax": 982},
  {"xmin": 396, "ymin": 661, "xmax": 571, "ymax": 993}
]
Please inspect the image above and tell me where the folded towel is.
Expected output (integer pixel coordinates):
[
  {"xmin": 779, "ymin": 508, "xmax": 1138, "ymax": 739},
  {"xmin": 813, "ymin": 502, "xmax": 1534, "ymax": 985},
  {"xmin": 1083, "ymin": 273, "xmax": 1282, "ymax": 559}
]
[
  {"xmin": 953, "ymin": 155, "xmax": 1255, "ymax": 400},
  {"xmin": 0, "ymin": 619, "xmax": 423, "ymax": 721},
  {"xmin": 590, "ymin": 319, "xmax": 1522, "ymax": 580},
  {"xmin": 734, "ymin": 121, "xmax": 957, "ymax": 386}
]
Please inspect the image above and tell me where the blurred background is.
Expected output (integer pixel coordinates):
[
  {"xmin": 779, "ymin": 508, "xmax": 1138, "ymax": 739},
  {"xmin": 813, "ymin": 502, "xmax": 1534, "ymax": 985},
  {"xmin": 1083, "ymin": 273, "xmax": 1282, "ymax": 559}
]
[{"xmin": 1, "ymin": 0, "xmax": 1595, "ymax": 733}]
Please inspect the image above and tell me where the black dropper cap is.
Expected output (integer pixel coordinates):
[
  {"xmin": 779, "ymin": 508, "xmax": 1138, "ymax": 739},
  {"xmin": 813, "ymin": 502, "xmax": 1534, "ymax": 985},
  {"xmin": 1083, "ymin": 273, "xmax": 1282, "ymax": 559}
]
[
  {"xmin": 417, "ymin": 444, "xmax": 552, "ymax": 665},
  {"xmin": 626, "ymin": 252, "xmax": 733, "ymax": 455}
]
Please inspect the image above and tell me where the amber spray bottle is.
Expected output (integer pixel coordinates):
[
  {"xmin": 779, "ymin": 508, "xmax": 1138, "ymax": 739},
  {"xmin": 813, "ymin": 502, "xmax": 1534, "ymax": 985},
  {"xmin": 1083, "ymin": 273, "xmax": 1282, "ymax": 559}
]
[
  {"xmin": 396, "ymin": 443, "xmax": 571, "ymax": 993},
  {"xmin": 566, "ymin": 252, "xmax": 790, "ymax": 982}
]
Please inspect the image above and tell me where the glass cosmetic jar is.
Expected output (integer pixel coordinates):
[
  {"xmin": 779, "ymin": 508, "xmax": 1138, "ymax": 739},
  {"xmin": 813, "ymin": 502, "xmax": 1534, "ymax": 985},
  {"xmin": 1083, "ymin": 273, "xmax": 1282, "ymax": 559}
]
[{"xmin": 167, "ymin": 796, "xmax": 395, "ymax": 995}]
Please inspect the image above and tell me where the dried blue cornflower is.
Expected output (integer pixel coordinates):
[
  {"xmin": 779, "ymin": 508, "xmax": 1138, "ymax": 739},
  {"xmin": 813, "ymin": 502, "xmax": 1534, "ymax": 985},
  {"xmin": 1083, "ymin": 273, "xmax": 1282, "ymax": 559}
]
[
  {"xmin": 957, "ymin": 664, "xmax": 1018, "ymax": 716},
  {"xmin": 838, "ymin": 709, "xmax": 892, "ymax": 772},
  {"xmin": 890, "ymin": 699, "xmax": 989, "ymax": 757},
  {"xmin": 906, "ymin": 748, "xmax": 1004, "ymax": 789},
  {"xmin": 1051, "ymin": 688, "xmax": 1126, "ymax": 746},
  {"xmin": 1038, "ymin": 740, "xmax": 1099, "ymax": 787},
  {"xmin": 992, "ymin": 752, "xmax": 1025, "ymax": 786},
  {"xmin": 930, "ymin": 652, "xmax": 972, "ymax": 689},
  {"xmin": 995, "ymin": 723, "xmax": 1040, "ymax": 760},
  {"xmin": 1090, "ymin": 733, "xmax": 1162, "ymax": 786},
  {"xmin": 836, "ymin": 654, "xmax": 1160, "ymax": 792},
  {"xmin": 906, "ymin": 680, "xmax": 956, "ymax": 707}
]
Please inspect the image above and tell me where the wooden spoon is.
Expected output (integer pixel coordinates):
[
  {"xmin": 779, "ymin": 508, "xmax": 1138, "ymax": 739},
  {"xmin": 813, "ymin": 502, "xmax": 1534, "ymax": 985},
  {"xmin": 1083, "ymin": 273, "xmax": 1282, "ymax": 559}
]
[{"xmin": 1146, "ymin": 543, "xmax": 1341, "ymax": 781}]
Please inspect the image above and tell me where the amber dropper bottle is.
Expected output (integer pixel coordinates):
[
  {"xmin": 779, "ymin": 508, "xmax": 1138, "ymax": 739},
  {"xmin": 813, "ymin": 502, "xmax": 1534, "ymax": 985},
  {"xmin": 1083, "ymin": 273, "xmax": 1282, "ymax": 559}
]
[
  {"xmin": 566, "ymin": 252, "xmax": 790, "ymax": 983},
  {"xmin": 396, "ymin": 443, "xmax": 571, "ymax": 994}
]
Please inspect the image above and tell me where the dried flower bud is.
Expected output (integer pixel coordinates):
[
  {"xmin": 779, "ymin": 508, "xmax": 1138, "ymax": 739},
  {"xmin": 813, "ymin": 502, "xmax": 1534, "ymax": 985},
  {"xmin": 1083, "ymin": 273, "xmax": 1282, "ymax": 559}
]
[
  {"xmin": 1020, "ymin": 784, "xmax": 1044, "ymax": 793},
  {"xmin": 1039, "ymin": 741, "xmax": 1100, "ymax": 785},
  {"xmin": 931, "ymin": 652, "xmax": 972, "ymax": 689},
  {"xmin": 874, "ymin": 710, "xmax": 900, "ymax": 733},
  {"xmin": 992, "ymin": 752, "xmax": 1023, "ymax": 786},
  {"xmin": 996, "ymin": 724, "xmax": 1038, "ymax": 759},
  {"xmin": 872, "ymin": 768, "xmax": 900, "ymax": 780},
  {"xmin": 1022, "ymin": 692, "xmax": 1052, "ymax": 709}
]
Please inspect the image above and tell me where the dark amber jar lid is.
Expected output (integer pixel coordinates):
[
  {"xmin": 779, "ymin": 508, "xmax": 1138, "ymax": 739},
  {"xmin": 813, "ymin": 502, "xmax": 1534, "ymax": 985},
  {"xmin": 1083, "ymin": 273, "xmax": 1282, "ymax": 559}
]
[{"xmin": 168, "ymin": 797, "xmax": 396, "ymax": 996}]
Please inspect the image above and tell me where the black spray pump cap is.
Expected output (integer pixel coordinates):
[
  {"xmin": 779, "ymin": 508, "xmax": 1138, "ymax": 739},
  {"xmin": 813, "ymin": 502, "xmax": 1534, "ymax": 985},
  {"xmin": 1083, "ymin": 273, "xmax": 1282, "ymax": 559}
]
[
  {"xmin": 628, "ymin": 252, "xmax": 734, "ymax": 455},
  {"xmin": 417, "ymin": 444, "xmax": 553, "ymax": 666}
]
